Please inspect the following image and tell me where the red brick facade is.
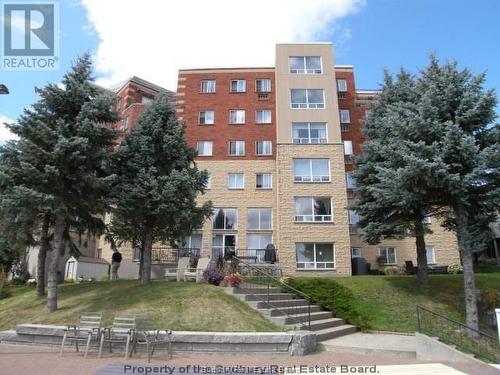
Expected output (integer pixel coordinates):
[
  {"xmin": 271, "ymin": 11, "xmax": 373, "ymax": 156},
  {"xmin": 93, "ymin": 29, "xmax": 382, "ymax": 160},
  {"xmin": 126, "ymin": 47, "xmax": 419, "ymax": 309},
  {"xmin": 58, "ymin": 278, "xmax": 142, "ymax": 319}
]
[{"xmin": 177, "ymin": 69, "xmax": 276, "ymax": 160}]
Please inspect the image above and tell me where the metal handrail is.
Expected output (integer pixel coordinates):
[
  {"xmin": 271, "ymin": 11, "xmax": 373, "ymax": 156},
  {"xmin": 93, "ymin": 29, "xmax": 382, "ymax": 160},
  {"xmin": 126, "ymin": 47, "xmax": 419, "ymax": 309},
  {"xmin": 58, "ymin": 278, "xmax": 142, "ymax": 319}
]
[
  {"xmin": 233, "ymin": 256, "xmax": 314, "ymax": 329},
  {"xmin": 416, "ymin": 305, "xmax": 500, "ymax": 362}
]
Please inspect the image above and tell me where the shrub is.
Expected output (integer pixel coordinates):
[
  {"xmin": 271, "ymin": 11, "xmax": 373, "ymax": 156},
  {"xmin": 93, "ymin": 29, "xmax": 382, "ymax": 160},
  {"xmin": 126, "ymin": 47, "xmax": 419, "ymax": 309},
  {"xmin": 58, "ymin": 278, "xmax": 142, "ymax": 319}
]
[
  {"xmin": 0, "ymin": 271, "xmax": 12, "ymax": 299},
  {"xmin": 203, "ymin": 267, "xmax": 225, "ymax": 286},
  {"xmin": 224, "ymin": 273, "xmax": 243, "ymax": 287},
  {"xmin": 447, "ymin": 264, "xmax": 463, "ymax": 274},
  {"xmin": 289, "ymin": 277, "xmax": 370, "ymax": 330},
  {"xmin": 100, "ymin": 273, "xmax": 110, "ymax": 282},
  {"xmin": 64, "ymin": 278, "xmax": 74, "ymax": 284},
  {"xmin": 383, "ymin": 266, "xmax": 401, "ymax": 276}
]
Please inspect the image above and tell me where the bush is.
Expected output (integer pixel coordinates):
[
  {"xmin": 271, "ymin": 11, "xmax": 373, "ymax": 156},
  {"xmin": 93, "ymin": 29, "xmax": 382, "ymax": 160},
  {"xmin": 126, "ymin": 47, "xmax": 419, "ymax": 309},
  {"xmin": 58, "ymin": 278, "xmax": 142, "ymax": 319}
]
[
  {"xmin": 100, "ymin": 273, "xmax": 110, "ymax": 282},
  {"xmin": 224, "ymin": 273, "xmax": 243, "ymax": 287},
  {"xmin": 289, "ymin": 277, "xmax": 370, "ymax": 330},
  {"xmin": 64, "ymin": 278, "xmax": 74, "ymax": 284},
  {"xmin": 203, "ymin": 267, "xmax": 225, "ymax": 286},
  {"xmin": 447, "ymin": 264, "xmax": 463, "ymax": 274},
  {"xmin": 383, "ymin": 266, "xmax": 401, "ymax": 276},
  {"xmin": 0, "ymin": 271, "xmax": 12, "ymax": 299}
]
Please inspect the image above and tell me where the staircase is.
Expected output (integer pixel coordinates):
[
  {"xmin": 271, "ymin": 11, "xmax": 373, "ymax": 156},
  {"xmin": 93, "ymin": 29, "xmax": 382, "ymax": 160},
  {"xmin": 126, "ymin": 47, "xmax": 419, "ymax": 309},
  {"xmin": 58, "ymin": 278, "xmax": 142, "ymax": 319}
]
[{"xmin": 229, "ymin": 285, "xmax": 358, "ymax": 341}]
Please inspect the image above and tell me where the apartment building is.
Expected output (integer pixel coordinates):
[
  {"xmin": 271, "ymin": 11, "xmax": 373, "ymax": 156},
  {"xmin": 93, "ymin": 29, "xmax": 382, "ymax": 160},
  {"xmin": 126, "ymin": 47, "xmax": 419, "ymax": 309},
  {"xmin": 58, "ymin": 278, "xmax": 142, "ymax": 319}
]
[{"xmin": 98, "ymin": 43, "xmax": 460, "ymax": 276}]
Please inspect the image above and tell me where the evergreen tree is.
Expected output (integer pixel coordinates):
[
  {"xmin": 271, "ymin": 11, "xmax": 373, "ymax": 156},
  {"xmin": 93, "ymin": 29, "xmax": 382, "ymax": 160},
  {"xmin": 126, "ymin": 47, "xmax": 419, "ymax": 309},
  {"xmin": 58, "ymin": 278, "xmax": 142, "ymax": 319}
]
[
  {"xmin": 2, "ymin": 54, "xmax": 118, "ymax": 311},
  {"xmin": 109, "ymin": 93, "xmax": 213, "ymax": 284},
  {"xmin": 354, "ymin": 56, "xmax": 499, "ymax": 330}
]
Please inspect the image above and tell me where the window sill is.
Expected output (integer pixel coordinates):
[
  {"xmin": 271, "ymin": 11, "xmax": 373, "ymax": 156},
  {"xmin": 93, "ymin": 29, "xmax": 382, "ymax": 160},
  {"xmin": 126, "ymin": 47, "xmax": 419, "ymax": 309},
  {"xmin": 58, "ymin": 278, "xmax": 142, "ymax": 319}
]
[
  {"xmin": 229, "ymin": 91, "xmax": 246, "ymax": 94},
  {"xmin": 198, "ymin": 124, "xmax": 215, "ymax": 126},
  {"xmin": 256, "ymin": 123, "xmax": 272, "ymax": 125},
  {"xmin": 228, "ymin": 154, "xmax": 245, "ymax": 157},
  {"xmin": 295, "ymin": 268, "xmax": 336, "ymax": 271},
  {"xmin": 256, "ymin": 188, "xmax": 272, "ymax": 190},
  {"xmin": 294, "ymin": 181, "xmax": 331, "ymax": 184},
  {"xmin": 294, "ymin": 221, "xmax": 334, "ymax": 224},
  {"xmin": 256, "ymin": 154, "xmax": 273, "ymax": 157},
  {"xmin": 229, "ymin": 123, "xmax": 246, "ymax": 125}
]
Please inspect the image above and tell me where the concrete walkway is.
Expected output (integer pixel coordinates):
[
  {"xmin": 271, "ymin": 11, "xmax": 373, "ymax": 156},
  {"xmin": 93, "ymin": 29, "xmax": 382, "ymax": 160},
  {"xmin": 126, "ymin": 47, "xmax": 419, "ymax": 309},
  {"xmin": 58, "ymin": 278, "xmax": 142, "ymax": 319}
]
[
  {"xmin": 1, "ymin": 343, "xmax": 499, "ymax": 375},
  {"xmin": 320, "ymin": 332, "xmax": 417, "ymax": 358}
]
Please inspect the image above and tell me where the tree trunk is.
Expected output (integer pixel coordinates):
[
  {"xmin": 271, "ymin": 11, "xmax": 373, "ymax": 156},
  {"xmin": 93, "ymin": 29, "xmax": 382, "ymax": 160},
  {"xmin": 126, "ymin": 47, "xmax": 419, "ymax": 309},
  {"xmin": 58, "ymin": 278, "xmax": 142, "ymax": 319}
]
[
  {"xmin": 141, "ymin": 229, "xmax": 153, "ymax": 285},
  {"xmin": 36, "ymin": 214, "xmax": 51, "ymax": 297},
  {"xmin": 493, "ymin": 238, "xmax": 500, "ymax": 266},
  {"xmin": 414, "ymin": 219, "xmax": 429, "ymax": 289},
  {"xmin": 46, "ymin": 213, "xmax": 65, "ymax": 313},
  {"xmin": 454, "ymin": 203, "xmax": 479, "ymax": 332}
]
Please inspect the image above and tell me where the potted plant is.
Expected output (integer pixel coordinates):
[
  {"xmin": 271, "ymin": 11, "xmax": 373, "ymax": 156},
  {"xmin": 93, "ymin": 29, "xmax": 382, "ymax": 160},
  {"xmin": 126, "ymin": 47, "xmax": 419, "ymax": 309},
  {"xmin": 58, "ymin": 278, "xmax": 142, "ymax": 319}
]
[
  {"xmin": 203, "ymin": 267, "xmax": 225, "ymax": 286},
  {"xmin": 224, "ymin": 273, "xmax": 243, "ymax": 287}
]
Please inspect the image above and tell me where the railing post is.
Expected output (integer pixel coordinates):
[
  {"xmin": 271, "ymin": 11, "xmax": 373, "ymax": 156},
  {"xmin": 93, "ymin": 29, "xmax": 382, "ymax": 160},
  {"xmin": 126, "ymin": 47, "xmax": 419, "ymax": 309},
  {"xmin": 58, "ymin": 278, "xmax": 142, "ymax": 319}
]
[
  {"xmin": 308, "ymin": 299, "xmax": 311, "ymax": 330},
  {"xmin": 416, "ymin": 305, "xmax": 421, "ymax": 332},
  {"xmin": 267, "ymin": 282, "xmax": 270, "ymax": 304}
]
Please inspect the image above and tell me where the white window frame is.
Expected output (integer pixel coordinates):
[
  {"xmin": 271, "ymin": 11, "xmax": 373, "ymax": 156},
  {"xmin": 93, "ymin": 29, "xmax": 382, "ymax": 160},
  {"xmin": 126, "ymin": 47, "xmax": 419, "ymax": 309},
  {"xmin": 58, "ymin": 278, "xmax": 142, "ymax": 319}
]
[
  {"xmin": 348, "ymin": 210, "xmax": 360, "ymax": 225},
  {"xmin": 247, "ymin": 208, "xmax": 272, "ymax": 230},
  {"xmin": 212, "ymin": 208, "xmax": 238, "ymax": 230},
  {"xmin": 288, "ymin": 56, "xmax": 323, "ymax": 74},
  {"xmin": 256, "ymin": 141, "xmax": 272, "ymax": 156},
  {"xmin": 256, "ymin": 173, "xmax": 272, "ymax": 189},
  {"xmin": 426, "ymin": 246, "xmax": 436, "ymax": 264},
  {"xmin": 227, "ymin": 173, "xmax": 245, "ymax": 189},
  {"xmin": 198, "ymin": 111, "xmax": 214, "ymax": 125},
  {"xmin": 200, "ymin": 80, "xmax": 216, "ymax": 93},
  {"xmin": 255, "ymin": 109, "xmax": 272, "ymax": 124},
  {"xmin": 255, "ymin": 79, "xmax": 271, "ymax": 92},
  {"xmin": 290, "ymin": 89, "xmax": 325, "ymax": 109},
  {"xmin": 197, "ymin": 141, "xmax": 213, "ymax": 156},
  {"xmin": 423, "ymin": 215, "xmax": 432, "ymax": 224},
  {"xmin": 346, "ymin": 172, "xmax": 357, "ymax": 189},
  {"xmin": 229, "ymin": 109, "xmax": 246, "ymax": 124},
  {"xmin": 296, "ymin": 243, "xmax": 335, "ymax": 270},
  {"xmin": 294, "ymin": 197, "xmax": 333, "ymax": 223},
  {"xmin": 337, "ymin": 79, "xmax": 348, "ymax": 92},
  {"xmin": 292, "ymin": 122, "xmax": 328, "ymax": 144},
  {"xmin": 340, "ymin": 109, "xmax": 351, "ymax": 124},
  {"xmin": 293, "ymin": 159, "xmax": 331, "ymax": 182},
  {"xmin": 351, "ymin": 247, "xmax": 362, "ymax": 258},
  {"xmin": 343, "ymin": 140, "xmax": 353, "ymax": 155},
  {"xmin": 182, "ymin": 234, "xmax": 203, "ymax": 251},
  {"xmin": 379, "ymin": 247, "xmax": 397, "ymax": 265},
  {"xmin": 229, "ymin": 141, "xmax": 245, "ymax": 156},
  {"xmin": 230, "ymin": 79, "xmax": 246, "ymax": 93}
]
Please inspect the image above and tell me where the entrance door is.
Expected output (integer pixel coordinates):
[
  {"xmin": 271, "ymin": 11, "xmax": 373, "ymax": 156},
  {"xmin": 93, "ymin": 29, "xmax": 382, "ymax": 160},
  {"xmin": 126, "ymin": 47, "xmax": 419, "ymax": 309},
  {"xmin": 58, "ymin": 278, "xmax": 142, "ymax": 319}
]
[{"xmin": 212, "ymin": 234, "xmax": 236, "ymax": 259}]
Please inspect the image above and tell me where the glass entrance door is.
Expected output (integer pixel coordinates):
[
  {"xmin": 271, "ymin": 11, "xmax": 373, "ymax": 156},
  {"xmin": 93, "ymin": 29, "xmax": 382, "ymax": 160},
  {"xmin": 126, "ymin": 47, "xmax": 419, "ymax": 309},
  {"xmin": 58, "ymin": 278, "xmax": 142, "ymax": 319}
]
[{"xmin": 212, "ymin": 234, "xmax": 236, "ymax": 259}]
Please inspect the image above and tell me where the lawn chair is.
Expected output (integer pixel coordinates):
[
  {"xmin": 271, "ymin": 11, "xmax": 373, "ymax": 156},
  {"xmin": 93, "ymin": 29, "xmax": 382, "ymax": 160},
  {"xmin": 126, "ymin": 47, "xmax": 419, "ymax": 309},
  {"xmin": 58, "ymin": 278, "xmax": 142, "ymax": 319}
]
[
  {"xmin": 60, "ymin": 312, "xmax": 103, "ymax": 358},
  {"xmin": 183, "ymin": 257, "xmax": 211, "ymax": 282},
  {"xmin": 130, "ymin": 317, "xmax": 172, "ymax": 362},
  {"xmin": 165, "ymin": 257, "xmax": 190, "ymax": 282},
  {"xmin": 98, "ymin": 315, "xmax": 137, "ymax": 358}
]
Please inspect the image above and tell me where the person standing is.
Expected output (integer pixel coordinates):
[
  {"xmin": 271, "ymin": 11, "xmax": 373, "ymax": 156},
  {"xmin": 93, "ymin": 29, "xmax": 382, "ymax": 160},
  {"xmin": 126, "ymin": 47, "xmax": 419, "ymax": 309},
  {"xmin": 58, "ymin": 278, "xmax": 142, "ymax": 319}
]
[{"xmin": 111, "ymin": 248, "xmax": 122, "ymax": 280}]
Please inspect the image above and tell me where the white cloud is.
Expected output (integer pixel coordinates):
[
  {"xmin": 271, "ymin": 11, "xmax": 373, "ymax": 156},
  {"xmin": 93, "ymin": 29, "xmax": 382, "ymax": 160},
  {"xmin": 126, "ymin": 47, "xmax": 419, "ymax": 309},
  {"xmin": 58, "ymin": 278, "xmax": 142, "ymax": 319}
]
[
  {"xmin": 0, "ymin": 114, "xmax": 18, "ymax": 143},
  {"xmin": 80, "ymin": 0, "xmax": 365, "ymax": 90}
]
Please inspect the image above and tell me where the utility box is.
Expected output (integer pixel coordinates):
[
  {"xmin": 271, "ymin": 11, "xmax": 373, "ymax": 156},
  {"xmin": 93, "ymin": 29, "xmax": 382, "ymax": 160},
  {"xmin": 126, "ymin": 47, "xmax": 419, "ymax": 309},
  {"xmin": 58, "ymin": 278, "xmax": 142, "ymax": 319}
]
[{"xmin": 65, "ymin": 256, "xmax": 110, "ymax": 281}]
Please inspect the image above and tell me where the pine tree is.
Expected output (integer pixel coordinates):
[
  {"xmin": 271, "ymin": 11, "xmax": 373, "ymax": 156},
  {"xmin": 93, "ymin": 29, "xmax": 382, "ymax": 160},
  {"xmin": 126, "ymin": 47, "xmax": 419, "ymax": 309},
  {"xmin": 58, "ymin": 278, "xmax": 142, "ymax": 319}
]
[
  {"xmin": 109, "ymin": 93, "xmax": 213, "ymax": 284},
  {"xmin": 2, "ymin": 54, "xmax": 118, "ymax": 311}
]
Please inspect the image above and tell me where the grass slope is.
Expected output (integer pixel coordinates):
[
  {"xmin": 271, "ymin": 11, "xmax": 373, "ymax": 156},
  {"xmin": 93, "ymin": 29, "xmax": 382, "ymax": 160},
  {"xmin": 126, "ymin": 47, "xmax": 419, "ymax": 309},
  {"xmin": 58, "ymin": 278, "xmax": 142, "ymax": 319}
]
[
  {"xmin": 0, "ymin": 280, "xmax": 280, "ymax": 332},
  {"xmin": 333, "ymin": 273, "xmax": 500, "ymax": 333}
]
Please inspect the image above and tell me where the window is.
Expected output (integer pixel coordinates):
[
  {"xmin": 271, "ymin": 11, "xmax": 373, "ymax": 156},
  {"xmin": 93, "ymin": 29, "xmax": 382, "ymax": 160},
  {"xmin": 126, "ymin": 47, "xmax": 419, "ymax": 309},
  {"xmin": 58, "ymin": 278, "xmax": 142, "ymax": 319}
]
[
  {"xmin": 197, "ymin": 141, "xmax": 213, "ymax": 156},
  {"xmin": 256, "ymin": 141, "xmax": 272, "ymax": 155},
  {"xmin": 346, "ymin": 172, "xmax": 357, "ymax": 189},
  {"xmin": 229, "ymin": 110, "xmax": 245, "ymax": 124},
  {"xmin": 247, "ymin": 208, "xmax": 272, "ymax": 230},
  {"xmin": 182, "ymin": 234, "xmax": 202, "ymax": 251},
  {"xmin": 291, "ymin": 89, "xmax": 325, "ymax": 109},
  {"xmin": 294, "ymin": 197, "xmax": 332, "ymax": 222},
  {"xmin": 348, "ymin": 210, "xmax": 360, "ymax": 225},
  {"xmin": 423, "ymin": 215, "xmax": 432, "ymax": 224},
  {"xmin": 255, "ymin": 110, "xmax": 272, "ymax": 124},
  {"xmin": 247, "ymin": 234, "xmax": 272, "ymax": 250},
  {"xmin": 379, "ymin": 247, "xmax": 396, "ymax": 264},
  {"xmin": 340, "ymin": 109, "xmax": 351, "ymax": 124},
  {"xmin": 213, "ymin": 208, "xmax": 237, "ymax": 230},
  {"xmin": 337, "ymin": 79, "xmax": 347, "ymax": 92},
  {"xmin": 256, "ymin": 173, "xmax": 272, "ymax": 189},
  {"xmin": 255, "ymin": 79, "xmax": 271, "ymax": 92},
  {"xmin": 200, "ymin": 80, "xmax": 216, "ymax": 93},
  {"xmin": 289, "ymin": 56, "xmax": 322, "ymax": 74},
  {"xmin": 296, "ymin": 243, "xmax": 334, "ymax": 269},
  {"xmin": 199, "ymin": 111, "xmax": 214, "ymax": 125},
  {"xmin": 293, "ymin": 159, "xmax": 330, "ymax": 182},
  {"xmin": 133, "ymin": 247, "xmax": 141, "ymax": 262},
  {"xmin": 204, "ymin": 174, "xmax": 211, "ymax": 190},
  {"xmin": 351, "ymin": 247, "xmax": 362, "ymax": 258},
  {"xmin": 343, "ymin": 140, "xmax": 353, "ymax": 155},
  {"xmin": 230, "ymin": 79, "xmax": 246, "ymax": 92},
  {"xmin": 292, "ymin": 122, "xmax": 327, "ymax": 144},
  {"xmin": 229, "ymin": 141, "xmax": 245, "ymax": 156},
  {"xmin": 426, "ymin": 246, "xmax": 436, "ymax": 264},
  {"xmin": 228, "ymin": 173, "xmax": 244, "ymax": 189}
]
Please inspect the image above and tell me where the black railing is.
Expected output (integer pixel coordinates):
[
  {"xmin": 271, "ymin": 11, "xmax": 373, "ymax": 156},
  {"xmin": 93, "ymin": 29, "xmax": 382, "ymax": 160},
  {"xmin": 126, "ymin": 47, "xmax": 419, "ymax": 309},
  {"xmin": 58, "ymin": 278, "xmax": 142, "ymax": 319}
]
[
  {"xmin": 150, "ymin": 247, "xmax": 200, "ymax": 264},
  {"xmin": 416, "ymin": 305, "xmax": 500, "ymax": 363},
  {"xmin": 232, "ymin": 256, "xmax": 313, "ymax": 330},
  {"xmin": 211, "ymin": 248, "xmax": 279, "ymax": 264}
]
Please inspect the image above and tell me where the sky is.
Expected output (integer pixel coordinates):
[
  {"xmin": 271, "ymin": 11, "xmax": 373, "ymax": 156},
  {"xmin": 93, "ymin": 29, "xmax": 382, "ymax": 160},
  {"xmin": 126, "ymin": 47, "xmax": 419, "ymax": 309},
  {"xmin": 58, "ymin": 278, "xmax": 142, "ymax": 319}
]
[{"xmin": 1, "ymin": 0, "xmax": 499, "ymax": 142}]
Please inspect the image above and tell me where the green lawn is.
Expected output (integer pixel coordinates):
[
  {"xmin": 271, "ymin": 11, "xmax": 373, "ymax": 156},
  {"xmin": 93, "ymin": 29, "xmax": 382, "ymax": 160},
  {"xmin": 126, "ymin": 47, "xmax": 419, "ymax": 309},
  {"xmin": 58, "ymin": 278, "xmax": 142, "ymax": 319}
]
[
  {"xmin": 332, "ymin": 273, "xmax": 500, "ymax": 333},
  {"xmin": 0, "ymin": 280, "xmax": 281, "ymax": 332}
]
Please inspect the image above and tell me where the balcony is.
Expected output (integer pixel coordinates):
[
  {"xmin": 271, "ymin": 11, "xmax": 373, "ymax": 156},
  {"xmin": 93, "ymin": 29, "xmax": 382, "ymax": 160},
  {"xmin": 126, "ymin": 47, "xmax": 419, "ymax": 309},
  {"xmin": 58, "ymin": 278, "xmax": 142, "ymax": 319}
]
[
  {"xmin": 337, "ymin": 91, "xmax": 347, "ymax": 99},
  {"xmin": 211, "ymin": 247, "xmax": 278, "ymax": 264},
  {"xmin": 257, "ymin": 93, "xmax": 269, "ymax": 101},
  {"xmin": 349, "ymin": 224, "xmax": 359, "ymax": 235},
  {"xmin": 341, "ymin": 123, "xmax": 350, "ymax": 132},
  {"xmin": 344, "ymin": 155, "xmax": 354, "ymax": 164}
]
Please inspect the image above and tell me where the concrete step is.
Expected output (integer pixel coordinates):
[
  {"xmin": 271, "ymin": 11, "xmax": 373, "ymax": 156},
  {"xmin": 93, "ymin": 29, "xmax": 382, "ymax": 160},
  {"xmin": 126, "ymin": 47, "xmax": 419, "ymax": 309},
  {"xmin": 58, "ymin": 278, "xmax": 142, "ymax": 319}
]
[
  {"xmin": 244, "ymin": 293, "xmax": 296, "ymax": 301},
  {"xmin": 275, "ymin": 311, "xmax": 333, "ymax": 325},
  {"xmin": 268, "ymin": 305, "xmax": 322, "ymax": 316},
  {"xmin": 301, "ymin": 318, "xmax": 346, "ymax": 331},
  {"xmin": 315, "ymin": 325, "xmax": 358, "ymax": 341},
  {"xmin": 254, "ymin": 299, "xmax": 309, "ymax": 308},
  {"xmin": 232, "ymin": 287, "xmax": 283, "ymax": 294}
]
